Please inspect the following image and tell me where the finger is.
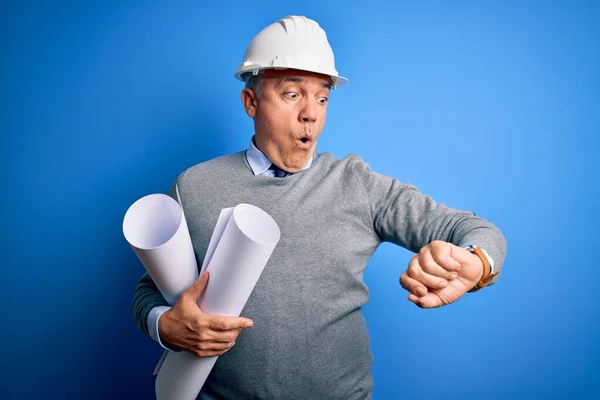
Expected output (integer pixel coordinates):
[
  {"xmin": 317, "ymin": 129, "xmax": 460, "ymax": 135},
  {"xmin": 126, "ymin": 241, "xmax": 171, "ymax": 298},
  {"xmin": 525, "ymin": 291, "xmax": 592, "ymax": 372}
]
[
  {"xmin": 419, "ymin": 251, "xmax": 459, "ymax": 280},
  {"xmin": 407, "ymin": 292, "xmax": 443, "ymax": 309},
  {"xmin": 407, "ymin": 256, "xmax": 449, "ymax": 290},
  {"xmin": 182, "ymin": 271, "xmax": 210, "ymax": 302},
  {"xmin": 196, "ymin": 340, "xmax": 236, "ymax": 352},
  {"xmin": 400, "ymin": 272, "xmax": 428, "ymax": 297},
  {"xmin": 210, "ymin": 328, "xmax": 243, "ymax": 344},
  {"xmin": 192, "ymin": 344, "xmax": 235, "ymax": 358},
  {"xmin": 209, "ymin": 315, "xmax": 254, "ymax": 331},
  {"xmin": 430, "ymin": 245, "xmax": 462, "ymax": 272},
  {"xmin": 450, "ymin": 245, "xmax": 477, "ymax": 265}
]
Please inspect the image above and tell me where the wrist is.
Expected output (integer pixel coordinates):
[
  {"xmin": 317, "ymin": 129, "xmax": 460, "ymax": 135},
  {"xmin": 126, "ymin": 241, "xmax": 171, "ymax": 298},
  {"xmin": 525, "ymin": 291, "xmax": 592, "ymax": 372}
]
[
  {"xmin": 471, "ymin": 252, "xmax": 484, "ymax": 285},
  {"xmin": 157, "ymin": 309, "xmax": 181, "ymax": 351},
  {"xmin": 466, "ymin": 245, "xmax": 498, "ymax": 292}
]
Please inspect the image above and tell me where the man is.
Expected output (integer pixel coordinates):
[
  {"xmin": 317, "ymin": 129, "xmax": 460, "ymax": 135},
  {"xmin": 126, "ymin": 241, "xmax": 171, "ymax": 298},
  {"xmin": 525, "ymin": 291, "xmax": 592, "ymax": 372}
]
[{"xmin": 133, "ymin": 15, "xmax": 507, "ymax": 399}]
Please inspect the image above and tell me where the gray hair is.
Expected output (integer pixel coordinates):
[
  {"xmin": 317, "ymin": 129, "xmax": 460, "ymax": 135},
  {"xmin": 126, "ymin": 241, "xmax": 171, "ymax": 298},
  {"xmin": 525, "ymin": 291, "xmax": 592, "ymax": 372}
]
[{"xmin": 243, "ymin": 72, "xmax": 264, "ymax": 98}]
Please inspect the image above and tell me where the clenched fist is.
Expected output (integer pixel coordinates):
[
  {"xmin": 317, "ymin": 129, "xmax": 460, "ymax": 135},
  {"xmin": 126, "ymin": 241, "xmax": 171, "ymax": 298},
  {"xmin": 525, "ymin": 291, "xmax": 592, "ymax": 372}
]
[
  {"xmin": 399, "ymin": 240, "xmax": 484, "ymax": 308},
  {"xmin": 158, "ymin": 271, "xmax": 255, "ymax": 357}
]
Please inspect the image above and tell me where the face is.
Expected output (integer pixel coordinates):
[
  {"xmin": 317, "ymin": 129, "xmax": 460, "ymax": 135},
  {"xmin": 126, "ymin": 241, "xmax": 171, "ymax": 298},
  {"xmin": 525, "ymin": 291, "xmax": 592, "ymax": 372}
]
[{"xmin": 241, "ymin": 70, "xmax": 331, "ymax": 173}]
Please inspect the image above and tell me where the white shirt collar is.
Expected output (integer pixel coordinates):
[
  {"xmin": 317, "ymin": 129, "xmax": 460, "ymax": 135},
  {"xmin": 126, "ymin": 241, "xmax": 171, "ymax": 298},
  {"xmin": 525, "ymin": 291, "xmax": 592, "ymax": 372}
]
[{"xmin": 246, "ymin": 136, "xmax": 313, "ymax": 175}]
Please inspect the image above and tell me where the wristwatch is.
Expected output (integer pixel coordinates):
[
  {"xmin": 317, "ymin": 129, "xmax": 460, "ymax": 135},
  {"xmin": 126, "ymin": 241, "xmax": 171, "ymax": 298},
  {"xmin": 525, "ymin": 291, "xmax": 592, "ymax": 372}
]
[{"xmin": 467, "ymin": 246, "xmax": 499, "ymax": 292}]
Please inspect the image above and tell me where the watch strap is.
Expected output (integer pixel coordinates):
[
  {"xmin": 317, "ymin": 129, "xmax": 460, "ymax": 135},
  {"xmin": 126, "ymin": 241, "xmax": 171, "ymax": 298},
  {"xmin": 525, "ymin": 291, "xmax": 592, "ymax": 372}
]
[{"xmin": 467, "ymin": 246, "xmax": 499, "ymax": 292}]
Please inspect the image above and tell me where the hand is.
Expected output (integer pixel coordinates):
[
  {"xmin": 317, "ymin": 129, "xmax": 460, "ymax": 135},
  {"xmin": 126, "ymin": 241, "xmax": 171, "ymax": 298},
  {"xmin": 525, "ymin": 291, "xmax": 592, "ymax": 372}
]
[
  {"xmin": 399, "ymin": 240, "xmax": 484, "ymax": 308},
  {"xmin": 158, "ymin": 271, "xmax": 254, "ymax": 357}
]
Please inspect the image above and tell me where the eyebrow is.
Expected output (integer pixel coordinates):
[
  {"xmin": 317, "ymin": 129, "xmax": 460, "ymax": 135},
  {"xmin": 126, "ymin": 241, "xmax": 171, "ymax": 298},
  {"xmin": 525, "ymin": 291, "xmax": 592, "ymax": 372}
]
[{"xmin": 276, "ymin": 77, "xmax": 332, "ymax": 90}]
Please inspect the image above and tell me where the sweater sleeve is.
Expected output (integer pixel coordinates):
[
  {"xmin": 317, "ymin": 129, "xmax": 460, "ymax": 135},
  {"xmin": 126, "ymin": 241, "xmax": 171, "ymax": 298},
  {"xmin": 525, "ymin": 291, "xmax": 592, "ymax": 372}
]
[
  {"xmin": 351, "ymin": 156, "xmax": 507, "ymax": 278},
  {"xmin": 131, "ymin": 179, "xmax": 180, "ymax": 337},
  {"xmin": 132, "ymin": 271, "xmax": 170, "ymax": 336}
]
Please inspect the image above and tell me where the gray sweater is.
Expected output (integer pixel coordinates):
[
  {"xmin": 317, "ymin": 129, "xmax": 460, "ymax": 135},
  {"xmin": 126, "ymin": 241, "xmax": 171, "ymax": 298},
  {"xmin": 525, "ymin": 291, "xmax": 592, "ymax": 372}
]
[{"xmin": 133, "ymin": 151, "xmax": 507, "ymax": 400}]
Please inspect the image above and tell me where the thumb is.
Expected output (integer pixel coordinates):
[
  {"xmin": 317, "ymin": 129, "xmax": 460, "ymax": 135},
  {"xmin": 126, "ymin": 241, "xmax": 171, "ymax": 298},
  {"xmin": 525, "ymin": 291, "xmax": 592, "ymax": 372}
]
[
  {"xmin": 450, "ymin": 245, "xmax": 475, "ymax": 265},
  {"xmin": 450, "ymin": 245, "xmax": 485, "ymax": 282},
  {"xmin": 183, "ymin": 270, "xmax": 209, "ymax": 301}
]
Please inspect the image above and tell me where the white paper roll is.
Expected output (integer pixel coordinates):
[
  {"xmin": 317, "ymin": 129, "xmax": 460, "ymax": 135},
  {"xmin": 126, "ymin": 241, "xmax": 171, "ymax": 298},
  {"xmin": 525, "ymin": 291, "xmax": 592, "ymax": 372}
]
[
  {"xmin": 155, "ymin": 203, "xmax": 280, "ymax": 400},
  {"xmin": 123, "ymin": 192, "xmax": 280, "ymax": 400},
  {"xmin": 123, "ymin": 192, "xmax": 198, "ymax": 305}
]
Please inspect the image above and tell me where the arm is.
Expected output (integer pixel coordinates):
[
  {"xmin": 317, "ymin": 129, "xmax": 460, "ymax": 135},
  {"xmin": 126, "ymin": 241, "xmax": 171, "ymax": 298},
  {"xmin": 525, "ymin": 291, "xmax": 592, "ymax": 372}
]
[
  {"xmin": 352, "ymin": 157, "xmax": 506, "ymax": 268},
  {"xmin": 131, "ymin": 178, "xmax": 255, "ymax": 355},
  {"xmin": 132, "ymin": 271, "xmax": 170, "ymax": 337},
  {"xmin": 352, "ymin": 156, "xmax": 507, "ymax": 306},
  {"xmin": 131, "ymin": 179, "xmax": 180, "ymax": 339}
]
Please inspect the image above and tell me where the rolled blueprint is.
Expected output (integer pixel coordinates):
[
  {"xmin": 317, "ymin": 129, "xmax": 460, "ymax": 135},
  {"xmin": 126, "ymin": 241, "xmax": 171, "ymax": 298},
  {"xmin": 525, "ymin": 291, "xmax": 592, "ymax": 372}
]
[
  {"xmin": 123, "ymin": 192, "xmax": 280, "ymax": 400},
  {"xmin": 122, "ymin": 192, "xmax": 198, "ymax": 305},
  {"xmin": 154, "ymin": 204, "xmax": 280, "ymax": 400}
]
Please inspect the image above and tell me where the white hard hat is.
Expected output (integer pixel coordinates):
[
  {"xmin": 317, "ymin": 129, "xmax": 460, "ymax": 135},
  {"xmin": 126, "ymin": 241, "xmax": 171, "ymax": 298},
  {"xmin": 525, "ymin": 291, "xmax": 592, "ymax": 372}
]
[{"xmin": 234, "ymin": 16, "xmax": 348, "ymax": 88}]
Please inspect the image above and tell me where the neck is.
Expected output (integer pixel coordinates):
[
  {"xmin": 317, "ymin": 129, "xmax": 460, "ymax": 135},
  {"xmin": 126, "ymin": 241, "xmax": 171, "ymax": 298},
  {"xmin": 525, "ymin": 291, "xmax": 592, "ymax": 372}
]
[{"xmin": 252, "ymin": 135, "xmax": 312, "ymax": 173}]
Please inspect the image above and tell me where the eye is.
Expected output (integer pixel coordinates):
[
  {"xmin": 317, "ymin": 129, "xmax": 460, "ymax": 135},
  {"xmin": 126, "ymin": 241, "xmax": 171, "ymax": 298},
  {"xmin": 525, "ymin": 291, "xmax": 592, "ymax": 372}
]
[
  {"xmin": 318, "ymin": 96, "xmax": 328, "ymax": 105},
  {"xmin": 284, "ymin": 92, "xmax": 299, "ymax": 99}
]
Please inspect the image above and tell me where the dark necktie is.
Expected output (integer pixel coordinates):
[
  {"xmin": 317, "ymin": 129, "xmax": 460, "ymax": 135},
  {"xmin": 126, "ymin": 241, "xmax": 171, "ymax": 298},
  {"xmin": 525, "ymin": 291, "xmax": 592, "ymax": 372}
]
[{"xmin": 268, "ymin": 164, "xmax": 291, "ymax": 178}]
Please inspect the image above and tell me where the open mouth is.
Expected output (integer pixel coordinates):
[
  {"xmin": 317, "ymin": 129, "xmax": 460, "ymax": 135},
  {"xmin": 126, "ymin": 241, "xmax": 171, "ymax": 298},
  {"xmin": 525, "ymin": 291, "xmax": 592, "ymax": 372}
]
[{"xmin": 296, "ymin": 136, "xmax": 313, "ymax": 149}]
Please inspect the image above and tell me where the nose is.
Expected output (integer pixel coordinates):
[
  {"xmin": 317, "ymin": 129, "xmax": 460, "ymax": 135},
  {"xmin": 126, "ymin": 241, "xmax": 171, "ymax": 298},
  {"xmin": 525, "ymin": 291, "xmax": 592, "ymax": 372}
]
[{"xmin": 299, "ymin": 99, "xmax": 318, "ymax": 123}]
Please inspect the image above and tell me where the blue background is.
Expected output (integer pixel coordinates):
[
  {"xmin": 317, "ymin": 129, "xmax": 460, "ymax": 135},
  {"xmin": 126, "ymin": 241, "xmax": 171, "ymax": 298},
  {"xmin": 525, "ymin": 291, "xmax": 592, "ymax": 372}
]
[{"xmin": 2, "ymin": 0, "xmax": 598, "ymax": 399}]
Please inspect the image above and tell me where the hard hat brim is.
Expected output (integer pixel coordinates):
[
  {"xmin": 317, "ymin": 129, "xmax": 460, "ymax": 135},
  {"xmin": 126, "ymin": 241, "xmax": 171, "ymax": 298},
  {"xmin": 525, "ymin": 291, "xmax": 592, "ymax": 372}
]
[{"xmin": 234, "ymin": 67, "xmax": 348, "ymax": 89}]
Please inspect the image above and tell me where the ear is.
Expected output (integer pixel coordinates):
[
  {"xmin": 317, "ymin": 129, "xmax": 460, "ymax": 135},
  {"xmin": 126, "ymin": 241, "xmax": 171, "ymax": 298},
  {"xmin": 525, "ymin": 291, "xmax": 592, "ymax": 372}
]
[{"xmin": 241, "ymin": 88, "xmax": 258, "ymax": 118}]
